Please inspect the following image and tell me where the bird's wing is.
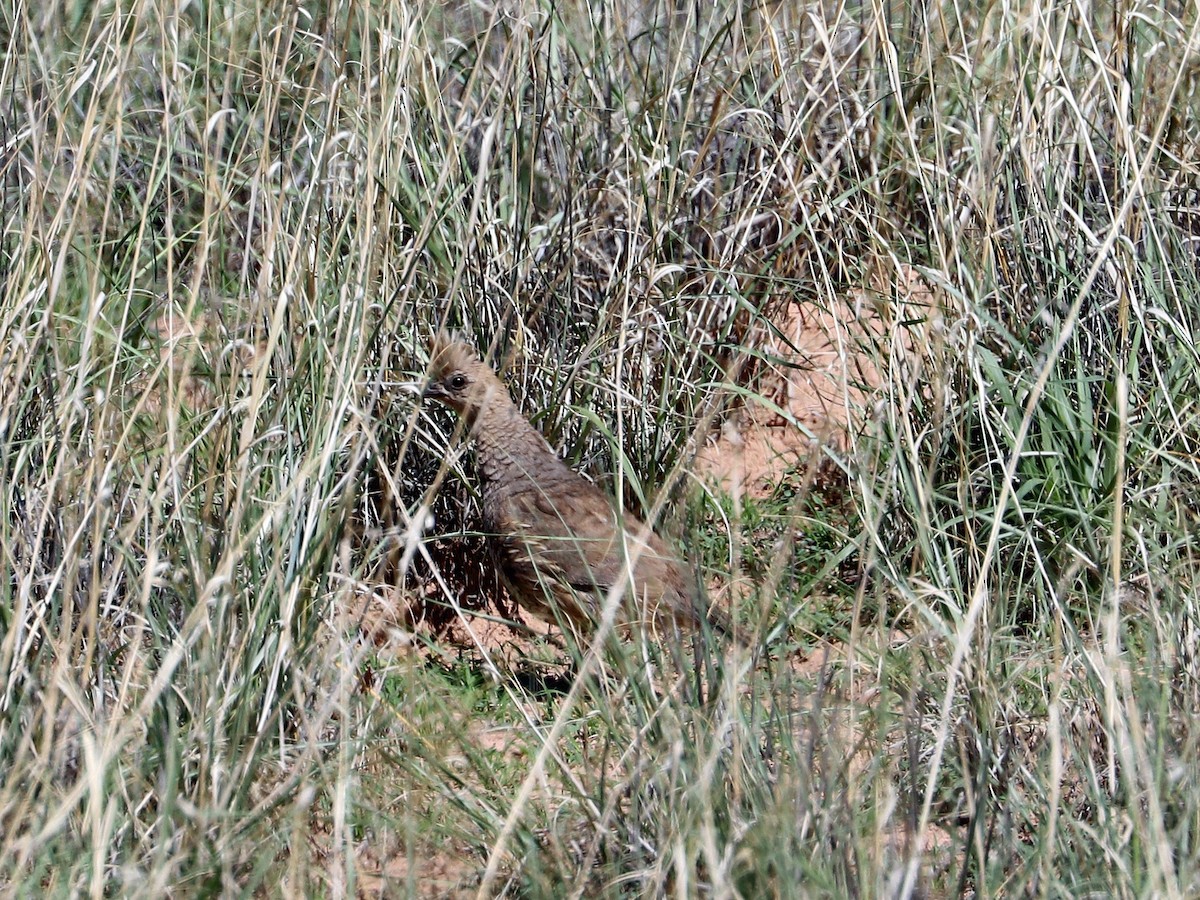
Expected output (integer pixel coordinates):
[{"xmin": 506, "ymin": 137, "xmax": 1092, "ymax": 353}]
[{"xmin": 495, "ymin": 477, "xmax": 683, "ymax": 603}]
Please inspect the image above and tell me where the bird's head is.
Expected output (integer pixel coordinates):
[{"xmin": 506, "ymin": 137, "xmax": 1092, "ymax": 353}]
[{"xmin": 422, "ymin": 331, "xmax": 506, "ymax": 421}]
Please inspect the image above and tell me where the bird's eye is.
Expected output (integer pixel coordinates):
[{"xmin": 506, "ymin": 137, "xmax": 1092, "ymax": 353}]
[{"xmin": 448, "ymin": 373, "xmax": 468, "ymax": 391}]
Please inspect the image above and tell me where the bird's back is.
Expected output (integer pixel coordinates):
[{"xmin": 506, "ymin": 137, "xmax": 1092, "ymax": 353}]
[{"xmin": 476, "ymin": 432, "xmax": 707, "ymax": 634}]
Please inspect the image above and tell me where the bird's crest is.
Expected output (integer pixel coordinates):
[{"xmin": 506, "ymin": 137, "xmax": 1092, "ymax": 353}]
[
  {"xmin": 427, "ymin": 330, "xmax": 483, "ymax": 379},
  {"xmin": 423, "ymin": 331, "xmax": 508, "ymax": 417}
]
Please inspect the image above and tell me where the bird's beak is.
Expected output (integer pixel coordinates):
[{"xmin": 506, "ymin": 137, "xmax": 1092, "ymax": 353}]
[{"xmin": 421, "ymin": 381, "xmax": 449, "ymax": 403}]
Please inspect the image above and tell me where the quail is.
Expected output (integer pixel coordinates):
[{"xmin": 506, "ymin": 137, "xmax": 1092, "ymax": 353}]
[{"xmin": 422, "ymin": 332, "xmax": 727, "ymax": 641}]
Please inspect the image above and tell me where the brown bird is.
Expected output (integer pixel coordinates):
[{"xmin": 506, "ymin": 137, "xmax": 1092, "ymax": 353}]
[{"xmin": 422, "ymin": 332, "xmax": 726, "ymax": 642}]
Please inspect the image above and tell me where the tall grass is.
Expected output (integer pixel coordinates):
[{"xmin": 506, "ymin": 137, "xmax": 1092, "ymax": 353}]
[{"xmin": 2, "ymin": 0, "xmax": 1198, "ymax": 894}]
